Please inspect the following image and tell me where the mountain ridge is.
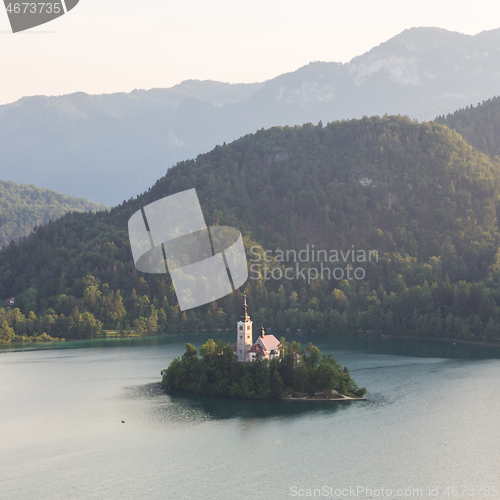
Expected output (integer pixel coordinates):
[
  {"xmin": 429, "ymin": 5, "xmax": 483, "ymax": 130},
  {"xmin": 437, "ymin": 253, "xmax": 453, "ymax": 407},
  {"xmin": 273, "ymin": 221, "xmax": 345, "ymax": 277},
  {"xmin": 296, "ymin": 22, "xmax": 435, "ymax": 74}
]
[
  {"xmin": 436, "ymin": 95, "xmax": 500, "ymax": 159},
  {"xmin": 2, "ymin": 26, "xmax": 500, "ymax": 205}
]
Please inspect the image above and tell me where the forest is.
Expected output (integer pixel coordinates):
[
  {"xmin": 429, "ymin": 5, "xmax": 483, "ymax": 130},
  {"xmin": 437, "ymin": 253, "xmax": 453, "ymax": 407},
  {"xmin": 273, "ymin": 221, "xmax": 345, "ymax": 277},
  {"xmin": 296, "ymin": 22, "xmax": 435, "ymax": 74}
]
[
  {"xmin": 0, "ymin": 180, "xmax": 106, "ymax": 248},
  {"xmin": 2, "ymin": 114, "xmax": 500, "ymax": 343},
  {"xmin": 161, "ymin": 338, "xmax": 366, "ymax": 400},
  {"xmin": 436, "ymin": 96, "xmax": 500, "ymax": 160}
]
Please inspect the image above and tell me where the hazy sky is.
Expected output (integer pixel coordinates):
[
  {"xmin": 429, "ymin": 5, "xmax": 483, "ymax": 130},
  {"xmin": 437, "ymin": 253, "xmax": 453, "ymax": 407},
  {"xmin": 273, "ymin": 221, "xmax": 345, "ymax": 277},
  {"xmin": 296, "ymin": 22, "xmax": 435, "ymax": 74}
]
[{"xmin": 0, "ymin": 0, "xmax": 499, "ymax": 105}]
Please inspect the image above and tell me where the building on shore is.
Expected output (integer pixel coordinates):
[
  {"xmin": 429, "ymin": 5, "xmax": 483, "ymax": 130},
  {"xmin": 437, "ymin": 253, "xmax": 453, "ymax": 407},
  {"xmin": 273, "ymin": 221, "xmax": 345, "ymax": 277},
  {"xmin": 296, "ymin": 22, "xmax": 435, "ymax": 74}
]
[
  {"xmin": 232, "ymin": 294, "xmax": 280, "ymax": 362},
  {"xmin": 3, "ymin": 296, "xmax": 15, "ymax": 307}
]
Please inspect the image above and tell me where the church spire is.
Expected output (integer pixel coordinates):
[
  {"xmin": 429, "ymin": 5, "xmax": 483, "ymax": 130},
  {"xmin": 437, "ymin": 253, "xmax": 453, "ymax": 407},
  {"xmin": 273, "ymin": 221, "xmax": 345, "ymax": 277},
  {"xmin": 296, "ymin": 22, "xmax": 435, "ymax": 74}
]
[{"xmin": 240, "ymin": 293, "xmax": 250, "ymax": 321}]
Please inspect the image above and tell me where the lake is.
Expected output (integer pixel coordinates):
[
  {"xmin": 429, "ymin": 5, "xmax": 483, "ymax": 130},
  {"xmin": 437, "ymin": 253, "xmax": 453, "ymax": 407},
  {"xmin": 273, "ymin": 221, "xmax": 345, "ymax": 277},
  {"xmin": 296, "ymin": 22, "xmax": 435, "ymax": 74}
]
[{"xmin": 0, "ymin": 334, "xmax": 499, "ymax": 500}]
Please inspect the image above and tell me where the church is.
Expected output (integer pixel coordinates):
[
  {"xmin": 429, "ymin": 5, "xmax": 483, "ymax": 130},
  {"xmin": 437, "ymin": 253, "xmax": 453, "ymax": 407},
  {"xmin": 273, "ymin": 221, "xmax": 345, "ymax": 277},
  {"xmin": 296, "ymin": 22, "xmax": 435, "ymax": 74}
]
[{"xmin": 232, "ymin": 294, "xmax": 280, "ymax": 362}]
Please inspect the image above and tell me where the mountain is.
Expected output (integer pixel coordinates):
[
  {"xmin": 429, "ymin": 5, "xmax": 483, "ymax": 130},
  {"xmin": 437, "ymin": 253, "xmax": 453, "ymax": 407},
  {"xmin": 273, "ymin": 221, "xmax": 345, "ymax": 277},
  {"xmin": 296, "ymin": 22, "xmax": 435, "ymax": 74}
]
[
  {"xmin": 0, "ymin": 180, "xmax": 106, "ymax": 248},
  {"xmin": 2, "ymin": 27, "xmax": 500, "ymax": 205},
  {"xmin": 2, "ymin": 116, "xmax": 500, "ymax": 344},
  {"xmin": 436, "ymin": 96, "xmax": 500, "ymax": 159},
  {"xmin": 0, "ymin": 81, "xmax": 264, "ymax": 207},
  {"xmin": 230, "ymin": 27, "xmax": 500, "ymax": 127}
]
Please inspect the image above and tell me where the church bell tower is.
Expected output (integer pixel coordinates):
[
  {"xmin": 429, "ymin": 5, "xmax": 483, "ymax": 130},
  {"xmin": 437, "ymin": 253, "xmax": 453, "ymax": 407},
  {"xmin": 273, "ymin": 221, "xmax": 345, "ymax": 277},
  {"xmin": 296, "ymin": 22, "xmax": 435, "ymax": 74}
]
[{"xmin": 236, "ymin": 294, "xmax": 253, "ymax": 362}]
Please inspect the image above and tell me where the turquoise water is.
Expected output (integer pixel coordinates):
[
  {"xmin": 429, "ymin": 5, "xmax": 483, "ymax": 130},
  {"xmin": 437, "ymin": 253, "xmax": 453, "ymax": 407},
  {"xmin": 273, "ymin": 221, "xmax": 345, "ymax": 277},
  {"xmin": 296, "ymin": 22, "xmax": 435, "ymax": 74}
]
[{"xmin": 0, "ymin": 334, "xmax": 499, "ymax": 500}]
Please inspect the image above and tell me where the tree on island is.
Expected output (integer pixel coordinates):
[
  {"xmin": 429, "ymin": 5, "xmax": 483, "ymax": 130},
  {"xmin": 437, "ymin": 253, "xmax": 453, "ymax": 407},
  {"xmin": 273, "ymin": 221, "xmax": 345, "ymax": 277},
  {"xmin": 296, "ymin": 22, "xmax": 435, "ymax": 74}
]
[{"xmin": 161, "ymin": 338, "xmax": 366, "ymax": 400}]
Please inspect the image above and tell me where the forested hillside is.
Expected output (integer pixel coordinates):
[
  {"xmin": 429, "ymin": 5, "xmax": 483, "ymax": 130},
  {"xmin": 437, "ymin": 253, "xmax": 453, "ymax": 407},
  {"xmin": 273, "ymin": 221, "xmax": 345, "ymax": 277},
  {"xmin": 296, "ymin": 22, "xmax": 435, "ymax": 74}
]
[
  {"xmin": 2, "ymin": 116, "xmax": 500, "ymax": 344},
  {"xmin": 436, "ymin": 96, "xmax": 500, "ymax": 159},
  {"xmin": 0, "ymin": 180, "xmax": 106, "ymax": 248}
]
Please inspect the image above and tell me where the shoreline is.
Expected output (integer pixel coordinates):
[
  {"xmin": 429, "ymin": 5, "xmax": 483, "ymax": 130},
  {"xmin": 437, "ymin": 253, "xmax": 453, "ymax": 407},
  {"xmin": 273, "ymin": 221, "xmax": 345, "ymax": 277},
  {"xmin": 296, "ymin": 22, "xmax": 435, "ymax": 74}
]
[
  {"xmin": 166, "ymin": 387, "xmax": 365, "ymax": 402},
  {"xmin": 2, "ymin": 331, "xmax": 499, "ymax": 354},
  {"xmin": 283, "ymin": 395, "xmax": 365, "ymax": 401},
  {"xmin": 283, "ymin": 390, "xmax": 365, "ymax": 401},
  {"xmin": 381, "ymin": 334, "xmax": 500, "ymax": 348}
]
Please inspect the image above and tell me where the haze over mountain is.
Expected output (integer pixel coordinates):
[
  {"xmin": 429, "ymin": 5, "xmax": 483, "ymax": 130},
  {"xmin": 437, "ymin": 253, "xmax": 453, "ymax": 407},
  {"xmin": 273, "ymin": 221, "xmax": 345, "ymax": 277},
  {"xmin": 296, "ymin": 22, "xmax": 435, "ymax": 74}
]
[{"xmin": 1, "ymin": 26, "xmax": 500, "ymax": 205}]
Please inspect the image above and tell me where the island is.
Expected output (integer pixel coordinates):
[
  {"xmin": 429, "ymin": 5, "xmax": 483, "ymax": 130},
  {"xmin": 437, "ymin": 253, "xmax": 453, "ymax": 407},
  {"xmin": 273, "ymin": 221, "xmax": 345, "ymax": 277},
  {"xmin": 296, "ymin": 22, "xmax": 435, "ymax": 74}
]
[{"xmin": 161, "ymin": 296, "xmax": 366, "ymax": 401}]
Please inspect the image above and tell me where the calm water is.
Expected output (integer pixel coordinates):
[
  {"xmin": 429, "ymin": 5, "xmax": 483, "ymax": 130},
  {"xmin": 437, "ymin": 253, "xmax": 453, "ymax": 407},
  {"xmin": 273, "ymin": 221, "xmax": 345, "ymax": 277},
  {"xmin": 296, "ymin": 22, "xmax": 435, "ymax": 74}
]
[{"xmin": 0, "ymin": 334, "xmax": 499, "ymax": 500}]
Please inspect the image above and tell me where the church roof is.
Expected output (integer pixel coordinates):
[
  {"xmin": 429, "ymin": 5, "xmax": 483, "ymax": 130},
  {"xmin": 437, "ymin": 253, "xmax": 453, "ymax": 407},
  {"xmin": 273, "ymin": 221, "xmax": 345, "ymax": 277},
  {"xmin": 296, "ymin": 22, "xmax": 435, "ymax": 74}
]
[
  {"xmin": 249, "ymin": 344, "xmax": 264, "ymax": 354},
  {"xmin": 257, "ymin": 334, "xmax": 280, "ymax": 352}
]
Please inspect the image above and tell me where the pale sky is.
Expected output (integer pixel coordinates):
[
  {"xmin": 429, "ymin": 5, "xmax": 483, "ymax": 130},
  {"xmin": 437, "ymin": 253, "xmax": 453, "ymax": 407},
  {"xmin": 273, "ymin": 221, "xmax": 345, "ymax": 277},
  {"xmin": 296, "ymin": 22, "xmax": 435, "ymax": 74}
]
[{"xmin": 0, "ymin": 0, "xmax": 499, "ymax": 105}]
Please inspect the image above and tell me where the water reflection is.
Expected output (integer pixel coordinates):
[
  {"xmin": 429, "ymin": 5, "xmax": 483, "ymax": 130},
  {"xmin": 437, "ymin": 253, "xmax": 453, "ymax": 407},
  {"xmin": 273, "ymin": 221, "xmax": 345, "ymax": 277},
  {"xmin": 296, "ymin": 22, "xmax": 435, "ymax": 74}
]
[
  {"xmin": 0, "ymin": 334, "xmax": 181, "ymax": 353},
  {"xmin": 3, "ymin": 333, "xmax": 499, "ymax": 361},
  {"xmin": 307, "ymin": 336, "xmax": 500, "ymax": 360},
  {"xmin": 123, "ymin": 382, "xmax": 362, "ymax": 424},
  {"xmin": 171, "ymin": 391, "xmax": 361, "ymax": 420}
]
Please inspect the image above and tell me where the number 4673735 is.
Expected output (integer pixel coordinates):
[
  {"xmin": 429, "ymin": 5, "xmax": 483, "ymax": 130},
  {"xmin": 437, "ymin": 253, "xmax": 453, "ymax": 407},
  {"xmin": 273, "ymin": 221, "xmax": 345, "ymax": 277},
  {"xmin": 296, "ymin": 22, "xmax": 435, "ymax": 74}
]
[
  {"xmin": 443, "ymin": 486, "xmax": 499, "ymax": 497},
  {"xmin": 5, "ymin": 3, "xmax": 61, "ymax": 14}
]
